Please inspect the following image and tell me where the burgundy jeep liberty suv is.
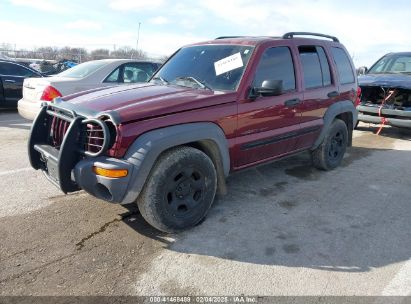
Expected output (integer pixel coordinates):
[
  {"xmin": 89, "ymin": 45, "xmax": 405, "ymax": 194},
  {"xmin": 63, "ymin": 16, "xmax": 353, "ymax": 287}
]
[{"xmin": 29, "ymin": 32, "xmax": 359, "ymax": 232}]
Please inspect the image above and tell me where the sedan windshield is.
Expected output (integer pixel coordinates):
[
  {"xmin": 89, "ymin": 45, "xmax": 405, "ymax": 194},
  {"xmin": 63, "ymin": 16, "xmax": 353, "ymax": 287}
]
[
  {"xmin": 57, "ymin": 60, "xmax": 107, "ymax": 78},
  {"xmin": 368, "ymin": 54, "xmax": 411, "ymax": 74},
  {"xmin": 152, "ymin": 44, "xmax": 254, "ymax": 91}
]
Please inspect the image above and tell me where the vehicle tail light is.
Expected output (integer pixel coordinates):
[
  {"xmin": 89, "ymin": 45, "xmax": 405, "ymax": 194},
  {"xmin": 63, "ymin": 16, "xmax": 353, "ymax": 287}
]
[
  {"xmin": 41, "ymin": 86, "xmax": 62, "ymax": 101},
  {"xmin": 355, "ymin": 87, "xmax": 361, "ymax": 107}
]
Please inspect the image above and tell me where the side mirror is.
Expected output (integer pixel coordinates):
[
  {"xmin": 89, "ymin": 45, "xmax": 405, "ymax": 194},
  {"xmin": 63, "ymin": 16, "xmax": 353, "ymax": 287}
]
[
  {"xmin": 249, "ymin": 80, "xmax": 283, "ymax": 100},
  {"xmin": 357, "ymin": 66, "xmax": 368, "ymax": 76}
]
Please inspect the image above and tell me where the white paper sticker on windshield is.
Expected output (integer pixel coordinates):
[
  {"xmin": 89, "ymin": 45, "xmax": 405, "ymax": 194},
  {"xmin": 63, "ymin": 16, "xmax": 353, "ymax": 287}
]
[{"xmin": 214, "ymin": 52, "xmax": 243, "ymax": 76}]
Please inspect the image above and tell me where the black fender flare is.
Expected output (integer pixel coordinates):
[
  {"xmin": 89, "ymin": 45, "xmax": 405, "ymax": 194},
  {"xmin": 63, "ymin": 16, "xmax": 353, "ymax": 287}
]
[
  {"xmin": 311, "ymin": 100, "xmax": 358, "ymax": 150},
  {"xmin": 121, "ymin": 122, "xmax": 230, "ymax": 204}
]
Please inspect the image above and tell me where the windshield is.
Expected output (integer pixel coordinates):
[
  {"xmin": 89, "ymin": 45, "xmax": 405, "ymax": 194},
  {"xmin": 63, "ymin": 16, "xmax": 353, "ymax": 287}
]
[
  {"xmin": 151, "ymin": 44, "xmax": 254, "ymax": 91},
  {"xmin": 57, "ymin": 60, "xmax": 107, "ymax": 78},
  {"xmin": 368, "ymin": 54, "xmax": 411, "ymax": 74}
]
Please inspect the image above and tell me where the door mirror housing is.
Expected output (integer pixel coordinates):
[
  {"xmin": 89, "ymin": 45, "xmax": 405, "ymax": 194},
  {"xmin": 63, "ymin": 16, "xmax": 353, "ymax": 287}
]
[
  {"xmin": 249, "ymin": 80, "xmax": 283, "ymax": 100},
  {"xmin": 357, "ymin": 66, "xmax": 368, "ymax": 76}
]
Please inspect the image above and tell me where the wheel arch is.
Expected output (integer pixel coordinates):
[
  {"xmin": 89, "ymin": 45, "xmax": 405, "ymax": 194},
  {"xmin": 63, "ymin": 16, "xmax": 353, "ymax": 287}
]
[
  {"xmin": 312, "ymin": 100, "xmax": 358, "ymax": 150},
  {"xmin": 186, "ymin": 139, "xmax": 228, "ymax": 196},
  {"xmin": 120, "ymin": 122, "xmax": 230, "ymax": 204}
]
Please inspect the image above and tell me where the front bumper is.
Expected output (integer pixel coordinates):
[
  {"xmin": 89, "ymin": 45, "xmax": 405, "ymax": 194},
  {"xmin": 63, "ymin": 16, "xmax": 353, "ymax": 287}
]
[
  {"xmin": 29, "ymin": 104, "xmax": 134, "ymax": 203},
  {"xmin": 73, "ymin": 157, "xmax": 134, "ymax": 202},
  {"xmin": 357, "ymin": 105, "xmax": 411, "ymax": 128}
]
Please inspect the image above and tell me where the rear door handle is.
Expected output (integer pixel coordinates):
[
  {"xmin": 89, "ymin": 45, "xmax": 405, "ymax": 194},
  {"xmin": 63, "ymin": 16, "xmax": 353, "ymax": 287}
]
[
  {"xmin": 4, "ymin": 79, "xmax": 16, "ymax": 83},
  {"xmin": 327, "ymin": 91, "xmax": 339, "ymax": 98},
  {"xmin": 284, "ymin": 98, "xmax": 301, "ymax": 107}
]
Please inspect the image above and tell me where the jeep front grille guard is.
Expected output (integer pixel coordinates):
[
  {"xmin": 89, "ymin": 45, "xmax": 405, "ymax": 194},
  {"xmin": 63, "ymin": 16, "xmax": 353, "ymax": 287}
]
[{"xmin": 29, "ymin": 103, "xmax": 112, "ymax": 193}]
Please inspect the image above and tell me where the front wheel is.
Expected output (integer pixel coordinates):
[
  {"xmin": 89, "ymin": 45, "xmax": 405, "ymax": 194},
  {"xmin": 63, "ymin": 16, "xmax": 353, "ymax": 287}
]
[
  {"xmin": 137, "ymin": 146, "xmax": 217, "ymax": 233},
  {"xmin": 312, "ymin": 119, "xmax": 348, "ymax": 170}
]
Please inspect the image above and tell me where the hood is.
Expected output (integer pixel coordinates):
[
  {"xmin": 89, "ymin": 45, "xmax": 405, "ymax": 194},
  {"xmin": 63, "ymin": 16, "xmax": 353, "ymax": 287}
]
[
  {"xmin": 359, "ymin": 73, "xmax": 411, "ymax": 90},
  {"xmin": 64, "ymin": 83, "xmax": 234, "ymax": 123}
]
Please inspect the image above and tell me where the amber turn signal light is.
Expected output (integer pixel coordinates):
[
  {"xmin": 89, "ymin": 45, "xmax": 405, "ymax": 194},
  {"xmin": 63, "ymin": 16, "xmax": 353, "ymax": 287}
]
[{"xmin": 93, "ymin": 166, "xmax": 128, "ymax": 178}]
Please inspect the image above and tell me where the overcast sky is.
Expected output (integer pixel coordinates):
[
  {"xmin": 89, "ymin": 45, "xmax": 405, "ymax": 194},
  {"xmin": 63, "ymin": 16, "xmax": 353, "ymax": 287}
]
[{"xmin": 1, "ymin": 0, "xmax": 411, "ymax": 66}]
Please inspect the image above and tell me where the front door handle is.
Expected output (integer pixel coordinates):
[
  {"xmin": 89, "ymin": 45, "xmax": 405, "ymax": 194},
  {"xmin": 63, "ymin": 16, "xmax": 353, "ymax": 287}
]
[
  {"xmin": 327, "ymin": 91, "xmax": 339, "ymax": 98},
  {"xmin": 284, "ymin": 98, "xmax": 301, "ymax": 107},
  {"xmin": 4, "ymin": 79, "xmax": 16, "ymax": 83}
]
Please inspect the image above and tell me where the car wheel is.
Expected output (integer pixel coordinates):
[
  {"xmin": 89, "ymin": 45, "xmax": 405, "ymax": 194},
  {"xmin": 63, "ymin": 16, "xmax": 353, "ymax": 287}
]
[
  {"xmin": 137, "ymin": 146, "xmax": 217, "ymax": 233},
  {"xmin": 312, "ymin": 119, "xmax": 348, "ymax": 170}
]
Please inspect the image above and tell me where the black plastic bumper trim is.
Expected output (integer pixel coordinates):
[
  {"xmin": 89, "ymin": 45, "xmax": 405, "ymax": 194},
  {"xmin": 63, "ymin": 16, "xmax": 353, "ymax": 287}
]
[{"xmin": 241, "ymin": 126, "xmax": 321, "ymax": 150}]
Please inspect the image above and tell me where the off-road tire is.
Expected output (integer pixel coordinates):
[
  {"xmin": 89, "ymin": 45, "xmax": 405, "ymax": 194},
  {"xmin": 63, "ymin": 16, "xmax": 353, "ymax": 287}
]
[
  {"xmin": 312, "ymin": 119, "xmax": 348, "ymax": 171},
  {"xmin": 137, "ymin": 146, "xmax": 217, "ymax": 233}
]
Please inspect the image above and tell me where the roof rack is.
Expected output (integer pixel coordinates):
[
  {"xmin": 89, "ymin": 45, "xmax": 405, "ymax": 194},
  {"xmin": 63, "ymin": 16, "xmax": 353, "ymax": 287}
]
[{"xmin": 282, "ymin": 32, "xmax": 339, "ymax": 42}]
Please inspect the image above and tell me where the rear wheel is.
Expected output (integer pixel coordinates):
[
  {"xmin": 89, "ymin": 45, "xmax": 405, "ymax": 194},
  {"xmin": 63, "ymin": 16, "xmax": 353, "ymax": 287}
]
[
  {"xmin": 312, "ymin": 119, "xmax": 348, "ymax": 170},
  {"xmin": 137, "ymin": 146, "xmax": 217, "ymax": 233}
]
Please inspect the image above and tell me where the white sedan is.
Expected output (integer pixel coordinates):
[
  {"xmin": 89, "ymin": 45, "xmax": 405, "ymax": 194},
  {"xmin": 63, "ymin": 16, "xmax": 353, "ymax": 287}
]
[{"xmin": 18, "ymin": 59, "xmax": 161, "ymax": 120}]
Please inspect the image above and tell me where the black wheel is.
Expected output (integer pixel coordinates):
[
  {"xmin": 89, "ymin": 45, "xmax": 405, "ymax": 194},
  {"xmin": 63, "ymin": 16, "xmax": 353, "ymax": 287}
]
[
  {"xmin": 137, "ymin": 146, "xmax": 217, "ymax": 233},
  {"xmin": 312, "ymin": 119, "xmax": 348, "ymax": 170}
]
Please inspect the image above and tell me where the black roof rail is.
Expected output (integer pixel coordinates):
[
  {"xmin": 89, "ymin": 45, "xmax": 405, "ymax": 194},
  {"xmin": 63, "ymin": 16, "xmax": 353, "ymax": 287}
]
[
  {"xmin": 215, "ymin": 36, "xmax": 247, "ymax": 40},
  {"xmin": 282, "ymin": 32, "xmax": 339, "ymax": 42}
]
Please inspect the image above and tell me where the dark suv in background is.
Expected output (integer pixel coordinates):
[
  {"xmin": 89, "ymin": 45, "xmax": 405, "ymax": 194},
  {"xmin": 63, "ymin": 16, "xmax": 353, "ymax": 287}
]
[{"xmin": 29, "ymin": 32, "xmax": 359, "ymax": 232}]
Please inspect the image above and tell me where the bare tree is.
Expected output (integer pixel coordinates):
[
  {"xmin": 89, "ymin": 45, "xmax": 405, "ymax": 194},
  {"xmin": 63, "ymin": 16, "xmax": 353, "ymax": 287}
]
[
  {"xmin": 0, "ymin": 44, "xmax": 154, "ymax": 63},
  {"xmin": 90, "ymin": 48, "xmax": 110, "ymax": 60},
  {"xmin": 111, "ymin": 47, "xmax": 147, "ymax": 59},
  {"xmin": 35, "ymin": 47, "xmax": 59, "ymax": 60}
]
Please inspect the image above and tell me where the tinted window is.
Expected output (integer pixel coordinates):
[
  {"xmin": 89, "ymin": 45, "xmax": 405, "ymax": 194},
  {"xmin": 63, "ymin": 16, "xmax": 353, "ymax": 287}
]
[
  {"xmin": 253, "ymin": 47, "xmax": 295, "ymax": 91},
  {"xmin": 299, "ymin": 46, "xmax": 323, "ymax": 89},
  {"xmin": 317, "ymin": 47, "xmax": 331, "ymax": 86},
  {"xmin": 0, "ymin": 62, "xmax": 37, "ymax": 77},
  {"xmin": 299, "ymin": 46, "xmax": 332, "ymax": 89},
  {"xmin": 331, "ymin": 47, "xmax": 355, "ymax": 84}
]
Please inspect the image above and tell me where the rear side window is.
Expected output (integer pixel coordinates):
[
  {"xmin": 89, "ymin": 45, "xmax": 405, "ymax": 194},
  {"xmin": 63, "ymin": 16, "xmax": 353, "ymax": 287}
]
[
  {"xmin": 298, "ymin": 46, "xmax": 331, "ymax": 89},
  {"xmin": 253, "ymin": 47, "xmax": 295, "ymax": 91},
  {"xmin": 331, "ymin": 47, "xmax": 355, "ymax": 84},
  {"xmin": 317, "ymin": 47, "xmax": 331, "ymax": 86}
]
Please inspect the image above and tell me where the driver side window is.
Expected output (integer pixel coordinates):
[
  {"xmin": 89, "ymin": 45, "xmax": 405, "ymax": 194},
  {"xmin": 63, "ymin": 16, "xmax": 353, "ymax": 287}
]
[{"xmin": 253, "ymin": 47, "xmax": 296, "ymax": 91}]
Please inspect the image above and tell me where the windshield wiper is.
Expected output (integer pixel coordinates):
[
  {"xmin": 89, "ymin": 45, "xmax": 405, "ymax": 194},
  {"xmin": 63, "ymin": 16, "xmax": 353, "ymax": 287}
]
[
  {"xmin": 174, "ymin": 76, "xmax": 212, "ymax": 90},
  {"xmin": 152, "ymin": 76, "xmax": 169, "ymax": 85}
]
